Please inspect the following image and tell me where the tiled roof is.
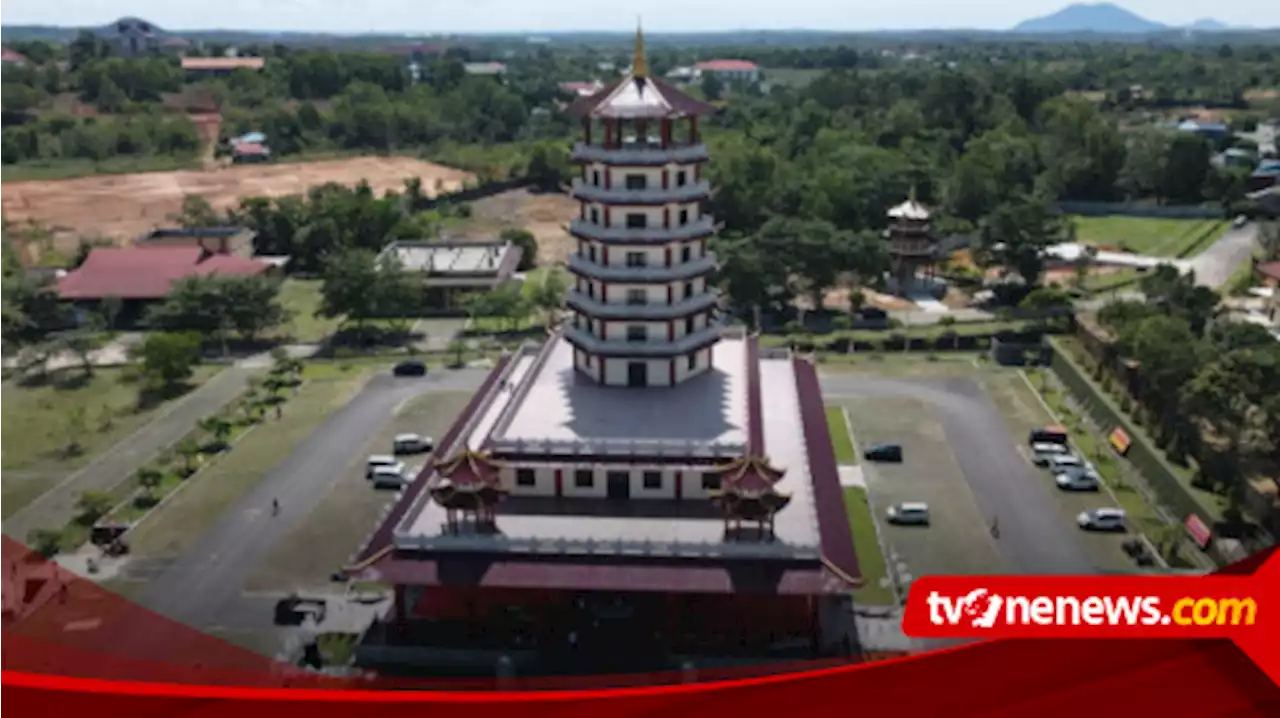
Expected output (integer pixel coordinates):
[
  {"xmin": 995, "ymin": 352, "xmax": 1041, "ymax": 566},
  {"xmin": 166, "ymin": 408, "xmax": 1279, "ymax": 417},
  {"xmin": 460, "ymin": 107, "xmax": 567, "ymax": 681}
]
[
  {"xmin": 180, "ymin": 56, "xmax": 265, "ymax": 71},
  {"xmin": 1257, "ymin": 261, "xmax": 1280, "ymax": 281},
  {"xmin": 566, "ymin": 76, "xmax": 719, "ymax": 119},
  {"xmin": 1, "ymin": 49, "xmax": 28, "ymax": 63},
  {"xmin": 57, "ymin": 246, "xmax": 271, "ymax": 300},
  {"xmin": 694, "ymin": 59, "xmax": 759, "ymax": 72}
]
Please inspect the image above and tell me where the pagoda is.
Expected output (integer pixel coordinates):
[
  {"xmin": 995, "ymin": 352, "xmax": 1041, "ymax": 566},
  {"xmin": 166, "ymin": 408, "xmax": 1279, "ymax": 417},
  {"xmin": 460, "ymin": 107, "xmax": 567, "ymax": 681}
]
[
  {"xmin": 345, "ymin": 25, "xmax": 862, "ymax": 679},
  {"xmin": 562, "ymin": 24, "xmax": 722, "ymax": 387},
  {"xmin": 884, "ymin": 188, "xmax": 940, "ymax": 294}
]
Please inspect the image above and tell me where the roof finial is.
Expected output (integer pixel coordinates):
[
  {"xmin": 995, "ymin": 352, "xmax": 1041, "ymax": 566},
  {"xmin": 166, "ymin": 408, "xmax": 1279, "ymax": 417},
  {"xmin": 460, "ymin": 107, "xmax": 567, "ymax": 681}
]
[
  {"xmin": 908, "ymin": 184, "xmax": 918, "ymax": 205},
  {"xmin": 632, "ymin": 17, "xmax": 648, "ymax": 78}
]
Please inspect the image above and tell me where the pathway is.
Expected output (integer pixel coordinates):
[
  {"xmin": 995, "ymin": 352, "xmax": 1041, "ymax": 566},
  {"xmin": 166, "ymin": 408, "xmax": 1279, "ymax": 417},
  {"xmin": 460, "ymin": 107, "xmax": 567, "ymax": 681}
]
[{"xmin": 3, "ymin": 366, "xmax": 259, "ymax": 543}]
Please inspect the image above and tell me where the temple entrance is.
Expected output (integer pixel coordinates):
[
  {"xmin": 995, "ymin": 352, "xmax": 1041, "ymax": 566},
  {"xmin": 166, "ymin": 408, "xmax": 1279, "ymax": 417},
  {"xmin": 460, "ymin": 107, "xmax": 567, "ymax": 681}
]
[
  {"xmin": 626, "ymin": 362, "xmax": 647, "ymax": 387},
  {"xmin": 606, "ymin": 471, "xmax": 630, "ymax": 500}
]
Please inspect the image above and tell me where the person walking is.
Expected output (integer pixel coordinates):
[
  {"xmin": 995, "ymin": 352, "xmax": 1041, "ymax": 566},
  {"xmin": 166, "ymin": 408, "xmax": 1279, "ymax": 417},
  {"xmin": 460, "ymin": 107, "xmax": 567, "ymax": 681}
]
[{"xmin": 272, "ymin": 498, "xmax": 280, "ymax": 517}]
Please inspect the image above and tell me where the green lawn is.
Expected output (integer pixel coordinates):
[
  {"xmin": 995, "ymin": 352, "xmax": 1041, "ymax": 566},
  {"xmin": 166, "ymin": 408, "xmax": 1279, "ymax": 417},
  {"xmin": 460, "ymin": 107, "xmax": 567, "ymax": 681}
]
[
  {"xmin": 1, "ymin": 154, "xmax": 201, "ymax": 182},
  {"xmin": 843, "ymin": 487, "xmax": 894, "ymax": 605},
  {"xmin": 825, "ymin": 407, "xmax": 858, "ymax": 464},
  {"xmin": 1071, "ymin": 216, "xmax": 1227, "ymax": 258},
  {"xmin": 0, "ymin": 367, "xmax": 216, "ymax": 518},
  {"xmin": 278, "ymin": 279, "xmax": 344, "ymax": 343}
]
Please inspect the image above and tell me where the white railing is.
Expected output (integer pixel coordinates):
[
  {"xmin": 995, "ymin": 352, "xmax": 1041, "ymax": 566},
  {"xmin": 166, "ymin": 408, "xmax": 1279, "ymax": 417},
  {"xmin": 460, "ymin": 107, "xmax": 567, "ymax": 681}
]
[
  {"xmin": 568, "ymin": 217, "xmax": 715, "ymax": 243},
  {"xmin": 570, "ymin": 179, "xmax": 711, "ymax": 205},
  {"xmin": 570, "ymin": 142, "xmax": 710, "ymax": 164},
  {"xmin": 487, "ymin": 436, "xmax": 746, "ymax": 457},
  {"xmin": 391, "ymin": 530, "xmax": 820, "ymax": 560}
]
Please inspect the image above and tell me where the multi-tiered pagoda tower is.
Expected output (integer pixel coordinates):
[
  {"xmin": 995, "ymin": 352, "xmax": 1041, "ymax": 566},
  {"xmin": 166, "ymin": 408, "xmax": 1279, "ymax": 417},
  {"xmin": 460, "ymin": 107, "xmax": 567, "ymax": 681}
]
[
  {"xmin": 563, "ymin": 27, "xmax": 722, "ymax": 388},
  {"xmin": 884, "ymin": 188, "xmax": 940, "ymax": 294}
]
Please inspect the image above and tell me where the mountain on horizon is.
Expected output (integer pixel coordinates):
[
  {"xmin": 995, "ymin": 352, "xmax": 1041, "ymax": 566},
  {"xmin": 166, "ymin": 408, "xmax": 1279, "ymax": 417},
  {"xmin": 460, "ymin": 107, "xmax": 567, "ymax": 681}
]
[
  {"xmin": 1187, "ymin": 18, "xmax": 1230, "ymax": 31},
  {"xmin": 1012, "ymin": 3, "xmax": 1166, "ymax": 34}
]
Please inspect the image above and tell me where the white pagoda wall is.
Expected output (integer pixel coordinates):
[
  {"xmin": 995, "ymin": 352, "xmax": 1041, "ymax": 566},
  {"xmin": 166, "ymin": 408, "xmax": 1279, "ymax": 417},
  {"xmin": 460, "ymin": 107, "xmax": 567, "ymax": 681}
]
[{"xmin": 495, "ymin": 458, "xmax": 726, "ymax": 501}]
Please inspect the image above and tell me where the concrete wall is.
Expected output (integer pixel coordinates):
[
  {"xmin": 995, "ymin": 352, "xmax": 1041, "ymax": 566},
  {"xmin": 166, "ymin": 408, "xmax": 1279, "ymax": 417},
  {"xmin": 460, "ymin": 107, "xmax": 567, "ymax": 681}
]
[
  {"xmin": 574, "ymin": 348, "xmax": 711, "ymax": 387},
  {"xmin": 584, "ymin": 162, "xmax": 699, "ymax": 191},
  {"xmin": 496, "ymin": 462, "xmax": 721, "ymax": 500}
]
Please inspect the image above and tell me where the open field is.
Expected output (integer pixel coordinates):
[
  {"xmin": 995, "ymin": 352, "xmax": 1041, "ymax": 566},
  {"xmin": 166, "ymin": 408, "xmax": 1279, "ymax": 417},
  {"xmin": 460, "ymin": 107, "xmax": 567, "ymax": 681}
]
[
  {"xmin": 1, "ymin": 157, "xmax": 475, "ymax": 252},
  {"xmin": 245, "ymin": 391, "xmax": 473, "ymax": 592},
  {"xmin": 1, "ymin": 367, "xmax": 217, "ymax": 518},
  {"xmin": 1071, "ymin": 215, "xmax": 1227, "ymax": 257},
  {"xmin": 277, "ymin": 279, "xmax": 342, "ymax": 344},
  {"xmin": 123, "ymin": 370, "xmax": 370, "ymax": 560},
  {"xmin": 469, "ymin": 188, "xmax": 578, "ymax": 264}
]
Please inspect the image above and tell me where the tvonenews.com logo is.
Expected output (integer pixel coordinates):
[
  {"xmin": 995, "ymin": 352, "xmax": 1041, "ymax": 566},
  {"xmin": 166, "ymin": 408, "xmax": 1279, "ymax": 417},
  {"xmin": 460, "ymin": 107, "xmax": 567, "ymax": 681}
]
[{"xmin": 925, "ymin": 589, "xmax": 1258, "ymax": 630}]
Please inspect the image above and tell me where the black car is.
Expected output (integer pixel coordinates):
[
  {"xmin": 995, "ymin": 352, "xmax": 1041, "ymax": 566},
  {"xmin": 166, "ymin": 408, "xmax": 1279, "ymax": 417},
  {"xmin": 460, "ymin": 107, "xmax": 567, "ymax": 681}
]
[
  {"xmin": 392, "ymin": 359, "xmax": 427, "ymax": 377},
  {"xmin": 864, "ymin": 443, "xmax": 903, "ymax": 463}
]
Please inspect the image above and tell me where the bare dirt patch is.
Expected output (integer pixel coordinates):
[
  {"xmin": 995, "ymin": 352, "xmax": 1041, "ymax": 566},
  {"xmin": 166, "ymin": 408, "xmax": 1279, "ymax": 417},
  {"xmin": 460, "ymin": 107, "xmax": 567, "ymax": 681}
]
[
  {"xmin": 2, "ymin": 157, "xmax": 475, "ymax": 251},
  {"xmin": 468, "ymin": 188, "xmax": 578, "ymax": 264}
]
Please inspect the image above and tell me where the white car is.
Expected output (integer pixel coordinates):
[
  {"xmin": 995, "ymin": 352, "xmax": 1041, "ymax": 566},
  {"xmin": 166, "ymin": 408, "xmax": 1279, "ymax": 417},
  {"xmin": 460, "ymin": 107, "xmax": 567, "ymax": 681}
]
[
  {"xmin": 1055, "ymin": 471, "xmax": 1100, "ymax": 491},
  {"xmin": 1077, "ymin": 508, "xmax": 1127, "ymax": 532},
  {"xmin": 886, "ymin": 502, "xmax": 930, "ymax": 526},
  {"xmin": 370, "ymin": 463, "xmax": 409, "ymax": 489},
  {"xmin": 1045, "ymin": 453, "xmax": 1089, "ymax": 473},
  {"xmin": 393, "ymin": 433, "xmax": 433, "ymax": 455},
  {"xmin": 366, "ymin": 455, "xmax": 400, "ymax": 479},
  {"xmin": 1032, "ymin": 443, "xmax": 1070, "ymax": 466}
]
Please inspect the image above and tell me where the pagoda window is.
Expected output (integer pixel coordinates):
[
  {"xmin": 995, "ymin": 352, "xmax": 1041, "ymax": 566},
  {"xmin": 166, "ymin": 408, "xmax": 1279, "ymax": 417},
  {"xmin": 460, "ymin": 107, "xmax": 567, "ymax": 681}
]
[
  {"xmin": 643, "ymin": 471, "xmax": 662, "ymax": 489},
  {"xmin": 626, "ymin": 325, "xmax": 647, "ymax": 342},
  {"xmin": 626, "ymin": 288, "xmax": 647, "ymax": 305},
  {"xmin": 685, "ymin": 316, "xmax": 695, "ymax": 335},
  {"xmin": 701, "ymin": 473, "xmax": 721, "ymax": 491},
  {"xmin": 592, "ymin": 169, "xmax": 602, "ymax": 187},
  {"xmin": 516, "ymin": 469, "xmax": 536, "ymax": 487},
  {"xmin": 590, "ymin": 207, "xmax": 600, "ymax": 224},
  {"xmin": 625, "ymin": 174, "xmax": 647, "ymax": 190},
  {"xmin": 625, "ymin": 213, "xmax": 647, "ymax": 229},
  {"xmin": 679, "ymin": 208, "xmax": 689, "ymax": 225},
  {"xmin": 684, "ymin": 282, "xmax": 694, "ymax": 299},
  {"xmin": 681, "ymin": 245, "xmax": 692, "ymax": 263},
  {"xmin": 574, "ymin": 470, "xmax": 594, "ymax": 488},
  {"xmin": 676, "ymin": 170, "xmax": 687, "ymax": 187},
  {"xmin": 687, "ymin": 353, "xmax": 697, "ymax": 370},
  {"xmin": 588, "ymin": 244, "xmax": 597, "ymax": 262},
  {"xmin": 625, "ymin": 251, "xmax": 646, "ymax": 267}
]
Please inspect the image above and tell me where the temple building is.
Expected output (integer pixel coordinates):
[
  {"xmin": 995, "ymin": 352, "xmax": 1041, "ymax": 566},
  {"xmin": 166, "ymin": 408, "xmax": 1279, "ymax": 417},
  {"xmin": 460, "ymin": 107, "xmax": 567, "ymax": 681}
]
[
  {"xmin": 348, "ymin": 27, "xmax": 861, "ymax": 678},
  {"xmin": 883, "ymin": 189, "xmax": 941, "ymax": 295}
]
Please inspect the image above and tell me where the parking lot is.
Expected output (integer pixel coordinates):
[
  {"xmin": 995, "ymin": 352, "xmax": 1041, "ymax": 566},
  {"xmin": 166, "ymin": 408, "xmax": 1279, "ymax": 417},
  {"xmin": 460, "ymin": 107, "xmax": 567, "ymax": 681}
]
[
  {"xmin": 837, "ymin": 396, "xmax": 1005, "ymax": 580},
  {"xmin": 245, "ymin": 391, "xmax": 473, "ymax": 593}
]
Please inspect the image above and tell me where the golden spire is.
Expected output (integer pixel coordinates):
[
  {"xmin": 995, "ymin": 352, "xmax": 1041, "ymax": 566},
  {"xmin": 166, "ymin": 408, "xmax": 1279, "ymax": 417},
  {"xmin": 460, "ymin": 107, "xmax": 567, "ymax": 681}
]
[
  {"xmin": 908, "ymin": 184, "xmax": 918, "ymax": 205},
  {"xmin": 632, "ymin": 18, "xmax": 648, "ymax": 78}
]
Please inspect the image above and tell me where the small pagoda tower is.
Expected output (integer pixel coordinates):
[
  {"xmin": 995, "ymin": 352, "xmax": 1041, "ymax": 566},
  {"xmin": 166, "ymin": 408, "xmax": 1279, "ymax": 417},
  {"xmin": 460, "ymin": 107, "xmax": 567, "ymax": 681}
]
[
  {"xmin": 429, "ymin": 450, "xmax": 508, "ymax": 534},
  {"xmin": 884, "ymin": 188, "xmax": 940, "ymax": 294},
  {"xmin": 563, "ymin": 23, "xmax": 723, "ymax": 388},
  {"xmin": 708, "ymin": 455, "xmax": 791, "ymax": 541}
]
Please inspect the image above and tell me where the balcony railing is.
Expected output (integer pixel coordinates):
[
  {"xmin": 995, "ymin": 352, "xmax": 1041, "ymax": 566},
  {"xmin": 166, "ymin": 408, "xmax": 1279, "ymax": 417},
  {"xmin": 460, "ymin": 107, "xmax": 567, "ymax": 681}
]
[
  {"xmin": 571, "ymin": 179, "xmax": 711, "ymax": 205},
  {"xmin": 566, "ymin": 290, "xmax": 719, "ymax": 319},
  {"xmin": 566, "ymin": 252, "xmax": 716, "ymax": 282},
  {"xmin": 568, "ymin": 217, "xmax": 715, "ymax": 243},
  {"xmin": 571, "ymin": 141, "xmax": 710, "ymax": 165},
  {"xmin": 563, "ymin": 322, "xmax": 724, "ymax": 357}
]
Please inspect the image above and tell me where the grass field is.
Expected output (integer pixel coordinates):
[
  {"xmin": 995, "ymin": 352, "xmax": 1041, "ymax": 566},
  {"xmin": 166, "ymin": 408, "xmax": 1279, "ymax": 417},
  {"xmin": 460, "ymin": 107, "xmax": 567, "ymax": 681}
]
[
  {"xmin": 1071, "ymin": 216, "xmax": 1227, "ymax": 257},
  {"xmin": 246, "ymin": 391, "xmax": 473, "ymax": 592},
  {"xmin": 125, "ymin": 371, "xmax": 371, "ymax": 559},
  {"xmin": 0, "ymin": 154, "xmax": 201, "ymax": 182},
  {"xmin": 825, "ymin": 407, "xmax": 858, "ymax": 464},
  {"xmin": 278, "ymin": 279, "xmax": 343, "ymax": 343},
  {"xmin": 0, "ymin": 367, "xmax": 217, "ymax": 518},
  {"xmin": 843, "ymin": 487, "xmax": 893, "ymax": 605}
]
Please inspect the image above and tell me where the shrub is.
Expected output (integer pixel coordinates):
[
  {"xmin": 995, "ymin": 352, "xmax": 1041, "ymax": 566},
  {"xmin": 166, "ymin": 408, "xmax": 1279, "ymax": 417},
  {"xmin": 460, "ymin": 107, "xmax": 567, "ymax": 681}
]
[
  {"xmin": 75, "ymin": 490, "xmax": 115, "ymax": 524},
  {"xmin": 29, "ymin": 528, "xmax": 64, "ymax": 557}
]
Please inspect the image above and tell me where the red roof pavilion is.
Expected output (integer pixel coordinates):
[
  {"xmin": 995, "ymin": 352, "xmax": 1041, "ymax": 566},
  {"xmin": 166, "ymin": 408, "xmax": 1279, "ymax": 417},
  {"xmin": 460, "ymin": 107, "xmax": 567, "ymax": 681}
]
[{"xmin": 57, "ymin": 246, "xmax": 272, "ymax": 301}]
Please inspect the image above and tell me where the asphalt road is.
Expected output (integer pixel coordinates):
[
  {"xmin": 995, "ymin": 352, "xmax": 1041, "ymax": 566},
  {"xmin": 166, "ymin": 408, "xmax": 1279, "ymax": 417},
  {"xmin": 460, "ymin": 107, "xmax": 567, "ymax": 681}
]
[
  {"xmin": 820, "ymin": 374, "xmax": 1095, "ymax": 576},
  {"xmin": 131, "ymin": 368, "xmax": 490, "ymax": 630},
  {"xmin": 1186, "ymin": 223, "xmax": 1259, "ymax": 288}
]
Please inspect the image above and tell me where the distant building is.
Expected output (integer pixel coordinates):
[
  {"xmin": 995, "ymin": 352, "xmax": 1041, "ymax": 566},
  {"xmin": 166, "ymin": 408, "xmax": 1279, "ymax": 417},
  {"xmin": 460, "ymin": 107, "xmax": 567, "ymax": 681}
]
[
  {"xmin": 692, "ymin": 60, "xmax": 761, "ymax": 84},
  {"xmin": 1, "ymin": 49, "xmax": 28, "ymax": 67},
  {"xmin": 463, "ymin": 62, "xmax": 507, "ymax": 77},
  {"xmin": 135, "ymin": 226, "xmax": 257, "ymax": 259},
  {"xmin": 1176, "ymin": 120, "xmax": 1230, "ymax": 142},
  {"xmin": 99, "ymin": 17, "xmax": 187, "ymax": 57},
  {"xmin": 181, "ymin": 56, "xmax": 266, "ymax": 76},
  {"xmin": 57, "ymin": 245, "xmax": 275, "ymax": 325},
  {"xmin": 231, "ymin": 142, "xmax": 271, "ymax": 164},
  {"xmin": 664, "ymin": 66, "xmax": 697, "ymax": 83},
  {"xmin": 376, "ymin": 239, "xmax": 523, "ymax": 311},
  {"xmin": 558, "ymin": 81, "xmax": 605, "ymax": 98}
]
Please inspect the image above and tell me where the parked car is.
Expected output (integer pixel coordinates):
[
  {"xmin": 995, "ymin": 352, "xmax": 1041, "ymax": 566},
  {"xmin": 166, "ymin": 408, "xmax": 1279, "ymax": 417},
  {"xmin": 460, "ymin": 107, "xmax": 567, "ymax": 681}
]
[
  {"xmin": 1028, "ymin": 425, "xmax": 1069, "ymax": 445},
  {"xmin": 370, "ymin": 463, "xmax": 410, "ymax": 489},
  {"xmin": 886, "ymin": 502, "xmax": 930, "ymax": 526},
  {"xmin": 1045, "ymin": 453, "xmax": 1089, "ymax": 473},
  {"xmin": 392, "ymin": 359, "xmax": 427, "ymax": 377},
  {"xmin": 1031, "ymin": 442, "xmax": 1070, "ymax": 465},
  {"xmin": 1055, "ymin": 471, "xmax": 1100, "ymax": 491},
  {"xmin": 366, "ymin": 454, "xmax": 400, "ymax": 478},
  {"xmin": 1233, "ymin": 214, "xmax": 1248, "ymax": 228},
  {"xmin": 864, "ymin": 443, "xmax": 904, "ymax": 463},
  {"xmin": 393, "ymin": 433, "xmax": 433, "ymax": 455},
  {"xmin": 1076, "ymin": 508, "xmax": 1127, "ymax": 532}
]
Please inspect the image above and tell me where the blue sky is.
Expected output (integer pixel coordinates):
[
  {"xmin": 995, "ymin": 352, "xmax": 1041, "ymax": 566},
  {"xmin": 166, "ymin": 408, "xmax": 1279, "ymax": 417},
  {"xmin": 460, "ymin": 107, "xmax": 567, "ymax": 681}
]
[{"xmin": 1, "ymin": 0, "xmax": 1276, "ymax": 33}]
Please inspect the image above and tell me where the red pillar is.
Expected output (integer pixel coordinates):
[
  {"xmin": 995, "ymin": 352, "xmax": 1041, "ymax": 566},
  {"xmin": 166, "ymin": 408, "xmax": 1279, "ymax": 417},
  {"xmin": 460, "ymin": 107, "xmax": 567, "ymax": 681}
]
[
  {"xmin": 668, "ymin": 320, "xmax": 674, "ymax": 340},
  {"xmin": 663, "ymin": 207, "xmax": 670, "ymax": 228},
  {"xmin": 664, "ymin": 246, "xmax": 672, "ymax": 267},
  {"xmin": 667, "ymin": 284, "xmax": 673, "ymax": 303},
  {"xmin": 554, "ymin": 469, "xmax": 563, "ymax": 497},
  {"xmin": 675, "ymin": 471, "xmax": 682, "ymax": 500},
  {"xmin": 604, "ymin": 168, "xmax": 612, "ymax": 189},
  {"xmin": 662, "ymin": 169, "xmax": 669, "ymax": 189},
  {"xmin": 605, "ymin": 206, "xmax": 612, "ymax": 228},
  {"xmin": 669, "ymin": 359, "xmax": 675, "ymax": 385}
]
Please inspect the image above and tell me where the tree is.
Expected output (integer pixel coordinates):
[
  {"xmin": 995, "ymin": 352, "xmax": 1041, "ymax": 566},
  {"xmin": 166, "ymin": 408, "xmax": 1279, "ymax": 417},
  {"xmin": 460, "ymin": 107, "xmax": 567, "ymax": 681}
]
[
  {"xmin": 500, "ymin": 228, "xmax": 538, "ymax": 271},
  {"xmin": 373, "ymin": 251, "xmax": 421, "ymax": 333},
  {"xmin": 173, "ymin": 194, "xmax": 222, "ymax": 228},
  {"xmin": 1118, "ymin": 127, "xmax": 1172, "ymax": 201},
  {"xmin": 55, "ymin": 317, "xmax": 108, "ymax": 377},
  {"xmin": 701, "ymin": 72, "xmax": 724, "ymax": 101},
  {"xmin": 60, "ymin": 406, "xmax": 89, "ymax": 458},
  {"xmin": 447, "ymin": 339, "xmax": 467, "ymax": 368},
  {"xmin": 198, "ymin": 414, "xmax": 234, "ymax": 451},
  {"xmin": 135, "ymin": 467, "xmax": 164, "ymax": 497},
  {"xmin": 524, "ymin": 269, "xmax": 567, "ymax": 328},
  {"xmin": 1138, "ymin": 264, "xmax": 1220, "ymax": 336},
  {"xmin": 176, "ymin": 438, "xmax": 201, "ymax": 477},
  {"xmin": 75, "ymin": 490, "xmax": 114, "ymax": 523},
  {"xmin": 29, "ymin": 528, "xmax": 64, "ymax": 557},
  {"xmin": 220, "ymin": 275, "xmax": 288, "ymax": 344},
  {"xmin": 1161, "ymin": 133, "xmax": 1213, "ymax": 204},
  {"xmin": 976, "ymin": 194, "xmax": 1068, "ymax": 286},
  {"xmin": 464, "ymin": 282, "xmax": 530, "ymax": 332},
  {"xmin": 135, "ymin": 331, "xmax": 202, "ymax": 394},
  {"xmin": 319, "ymin": 248, "xmax": 381, "ymax": 342}
]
